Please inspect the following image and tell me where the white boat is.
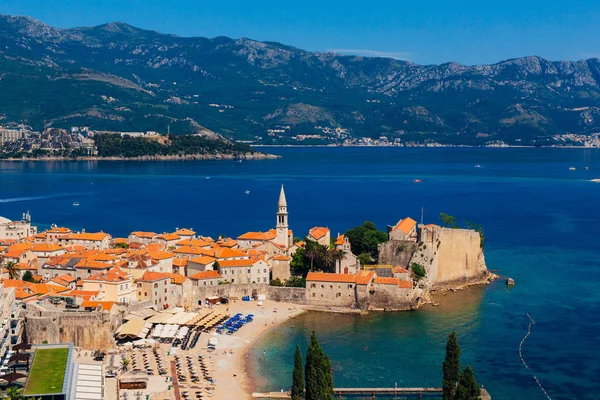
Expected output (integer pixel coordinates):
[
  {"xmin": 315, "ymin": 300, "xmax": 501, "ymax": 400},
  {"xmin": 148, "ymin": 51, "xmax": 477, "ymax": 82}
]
[
  {"xmin": 72, "ymin": 202, "xmax": 80, "ymax": 206},
  {"xmin": 569, "ymin": 167, "xmax": 576, "ymax": 171},
  {"xmin": 245, "ymin": 190, "xmax": 250, "ymax": 195},
  {"xmin": 474, "ymin": 164, "xmax": 481, "ymax": 168}
]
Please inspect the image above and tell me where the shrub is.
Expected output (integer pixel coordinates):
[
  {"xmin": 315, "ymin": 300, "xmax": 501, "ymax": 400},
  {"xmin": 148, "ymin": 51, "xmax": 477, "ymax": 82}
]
[{"xmin": 411, "ymin": 263, "xmax": 426, "ymax": 280}]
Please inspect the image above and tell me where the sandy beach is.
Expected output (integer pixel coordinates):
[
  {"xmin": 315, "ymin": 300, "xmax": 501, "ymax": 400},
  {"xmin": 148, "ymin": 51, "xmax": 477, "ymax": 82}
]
[{"xmin": 206, "ymin": 300, "xmax": 305, "ymax": 400}]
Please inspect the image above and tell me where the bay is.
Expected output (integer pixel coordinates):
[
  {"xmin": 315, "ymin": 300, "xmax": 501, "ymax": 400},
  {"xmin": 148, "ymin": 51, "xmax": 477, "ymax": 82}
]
[{"xmin": 1, "ymin": 147, "xmax": 599, "ymax": 399}]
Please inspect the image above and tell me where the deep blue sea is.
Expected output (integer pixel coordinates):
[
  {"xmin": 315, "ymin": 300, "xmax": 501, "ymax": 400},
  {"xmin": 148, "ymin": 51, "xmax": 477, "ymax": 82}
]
[{"xmin": 1, "ymin": 147, "xmax": 599, "ymax": 400}]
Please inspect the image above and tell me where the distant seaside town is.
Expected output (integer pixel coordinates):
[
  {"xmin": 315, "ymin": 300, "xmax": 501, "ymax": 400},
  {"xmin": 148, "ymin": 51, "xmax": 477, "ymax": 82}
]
[
  {"xmin": 0, "ymin": 186, "xmax": 492, "ymax": 399},
  {"xmin": 1, "ymin": 124, "xmax": 599, "ymax": 160}
]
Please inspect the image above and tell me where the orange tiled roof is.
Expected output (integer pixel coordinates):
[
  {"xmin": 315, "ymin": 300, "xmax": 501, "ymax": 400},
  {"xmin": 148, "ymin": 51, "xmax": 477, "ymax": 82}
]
[
  {"xmin": 218, "ymin": 239, "xmax": 238, "ymax": 248},
  {"xmin": 130, "ymin": 231, "xmax": 157, "ymax": 239},
  {"xmin": 173, "ymin": 246, "xmax": 214, "ymax": 256},
  {"xmin": 156, "ymin": 233, "xmax": 180, "ymax": 241},
  {"xmin": 214, "ymin": 247, "xmax": 247, "ymax": 259},
  {"xmin": 85, "ymin": 267, "xmax": 130, "ymax": 283},
  {"xmin": 173, "ymin": 258, "xmax": 188, "ymax": 267},
  {"xmin": 398, "ymin": 280, "xmax": 413, "ymax": 289},
  {"xmin": 69, "ymin": 232, "xmax": 110, "ymax": 241},
  {"xmin": 374, "ymin": 277, "xmax": 401, "ymax": 285},
  {"xmin": 334, "ymin": 235, "xmax": 345, "ymax": 246},
  {"xmin": 165, "ymin": 273, "xmax": 187, "ymax": 285},
  {"xmin": 189, "ymin": 270, "xmax": 221, "ymax": 280},
  {"xmin": 308, "ymin": 227, "xmax": 330, "ymax": 240},
  {"xmin": 137, "ymin": 271, "xmax": 170, "ymax": 282},
  {"xmin": 218, "ymin": 258, "xmax": 260, "ymax": 268},
  {"xmin": 270, "ymin": 255, "xmax": 290, "ymax": 261},
  {"xmin": 355, "ymin": 271, "xmax": 375, "ymax": 285},
  {"xmin": 48, "ymin": 227, "xmax": 71, "ymax": 233},
  {"xmin": 145, "ymin": 243, "xmax": 164, "ymax": 252},
  {"xmin": 393, "ymin": 218, "xmax": 417, "ymax": 234},
  {"xmin": 392, "ymin": 266, "xmax": 409, "ymax": 273},
  {"xmin": 148, "ymin": 251, "xmax": 174, "ymax": 260},
  {"xmin": 422, "ymin": 224, "xmax": 440, "ymax": 229},
  {"xmin": 112, "ymin": 238, "xmax": 128, "ymax": 244},
  {"xmin": 81, "ymin": 300, "xmax": 115, "ymax": 312},
  {"xmin": 173, "ymin": 228, "xmax": 195, "ymax": 236},
  {"xmin": 189, "ymin": 256, "xmax": 216, "ymax": 265},
  {"xmin": 237, "ymin": 231, "xmax": 276, "ymax": 241},
  {"xmin": 306, "ymin": 272, "xmax": 356, "ymax": 283}
]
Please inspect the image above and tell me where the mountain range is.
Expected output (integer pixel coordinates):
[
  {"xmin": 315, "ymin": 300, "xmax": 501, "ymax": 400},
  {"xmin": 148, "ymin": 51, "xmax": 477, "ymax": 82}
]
[{"xmin": 2, "ymin": 14, "xmax": 600, "ymax": 145}]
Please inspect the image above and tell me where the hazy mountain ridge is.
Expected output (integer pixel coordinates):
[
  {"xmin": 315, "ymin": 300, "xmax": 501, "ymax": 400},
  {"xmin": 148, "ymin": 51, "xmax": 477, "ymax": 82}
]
[{"xmin": 1, "ymin": 14, "xmax": 600, "ymax": 144}]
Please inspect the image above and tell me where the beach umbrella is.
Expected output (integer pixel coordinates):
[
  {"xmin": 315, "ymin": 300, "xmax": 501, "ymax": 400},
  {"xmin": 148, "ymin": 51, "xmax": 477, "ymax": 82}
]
[
  {"xmin": 0, "ymin": 372, "xmax": 28, "ymax": 383},
  {"xmin": 12, "ymin": 343, "xmax": 31, "ymax": 354}
]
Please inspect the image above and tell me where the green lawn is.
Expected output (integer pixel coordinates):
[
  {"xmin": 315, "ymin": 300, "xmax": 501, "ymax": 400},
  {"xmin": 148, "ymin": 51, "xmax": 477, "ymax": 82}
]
[{"xmin": 24, "ymin": 348, "xmax": 69, "ymax": 395}]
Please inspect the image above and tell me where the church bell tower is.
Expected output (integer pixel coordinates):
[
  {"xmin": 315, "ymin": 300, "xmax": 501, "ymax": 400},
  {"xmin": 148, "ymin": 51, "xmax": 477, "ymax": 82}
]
[{"xmin": 275, "ymin": 185, "xmax": 289, "ymax": 247}]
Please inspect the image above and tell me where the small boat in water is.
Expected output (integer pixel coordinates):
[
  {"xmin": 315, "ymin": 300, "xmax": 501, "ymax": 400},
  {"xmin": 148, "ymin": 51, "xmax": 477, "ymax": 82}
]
[
  {"xmin": 474, "ymin": 164, "xmax": 482, "ymax": 168},
  {"xmin": 569, "ymin": 167, "xmax": 576, "ymax": 171},
  {"xmin": 244, "ymin": 190, "xmax": 250, "ymax": 195},
  {"xmin": 414, "ymin": 179, "xmax": 422, "ymax": 183},
  {"xmin": 72, "ymin": 202, "xmax": 80, "ymax": 206}
]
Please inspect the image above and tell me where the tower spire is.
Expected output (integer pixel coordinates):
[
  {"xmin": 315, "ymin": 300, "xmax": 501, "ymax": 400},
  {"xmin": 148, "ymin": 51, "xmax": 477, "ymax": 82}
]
[
  {"xmin": 278, "ymin": 184, "xmax": 287, "ymax": 207},
  {"xmin": 275, "ymin": 184, "xmax": 289, "ymax": 247}
]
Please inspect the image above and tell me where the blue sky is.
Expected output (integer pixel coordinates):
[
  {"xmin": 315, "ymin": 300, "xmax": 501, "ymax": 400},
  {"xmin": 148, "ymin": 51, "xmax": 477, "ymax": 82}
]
[{"xmin": 2, "ymin": 0, "xmax": 600, "ymax": 65}]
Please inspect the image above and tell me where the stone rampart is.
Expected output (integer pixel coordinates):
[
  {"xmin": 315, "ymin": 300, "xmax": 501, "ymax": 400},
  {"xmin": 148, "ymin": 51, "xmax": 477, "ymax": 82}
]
[
  {"xmin": 267, "ymin": 287, "xmax": 307, "ymax": 304},
  {"xmin": 25, "ymin": 308, "xmax": 120, "ymax": 350},
  {"xmin": 434, "ymin": 228, "xmax": 487, "ymax": 284}
]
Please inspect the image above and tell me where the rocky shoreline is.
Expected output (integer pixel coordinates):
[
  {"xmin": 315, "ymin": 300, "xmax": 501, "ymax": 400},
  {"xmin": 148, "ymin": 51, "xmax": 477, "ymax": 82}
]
[{"xmin": 0, "ymin": 152, "xmax": 281, "ymax": 162}]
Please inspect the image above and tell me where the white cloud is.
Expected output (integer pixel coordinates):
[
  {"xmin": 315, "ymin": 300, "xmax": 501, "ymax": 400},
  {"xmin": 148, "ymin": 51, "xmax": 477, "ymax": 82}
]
[{"xmin": 327, "ymin": 48, "xmax": 412, "ymax": 60}]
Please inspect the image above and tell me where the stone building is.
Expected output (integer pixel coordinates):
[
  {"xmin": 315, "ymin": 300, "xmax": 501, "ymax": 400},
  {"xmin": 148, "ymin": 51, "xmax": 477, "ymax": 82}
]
[
  {"xmin": 136, "ymin": 271, "xmax": 171, "ymax": 310},
  {"xmin": 0, "ymin": 213, "xmax": 37, "ymax": 240},
  {"xmin": 189, "ymin": 270, "xmax": 222, "ymax": 288},
  {"xmin": 388, "ymin": 217, "xmax": 418, "ymax": 241},
  {"xmin": 218, "ymin": 258, "xmax": 270, "ymax": 284},
  {"xmin": 269, "ymin": 255, "xmax": 291, "ymax": 281},
  {"xmin": 306, "ymin": 272, "xmax": 357, "ymax": 307},
  {"xmin": 128, "ymin": 231, "xmax": 157, "ymax": 244},
  {"xmin": 82, "ymin": 266, "xmax": 135, "ymax": 304},
  {"xmin": 333, "ymin": 234, "xmax": 360, "ymax": 274},
  {"xmin": 307, "ymin": 227, "xmax": 330, "ymax": 246}
]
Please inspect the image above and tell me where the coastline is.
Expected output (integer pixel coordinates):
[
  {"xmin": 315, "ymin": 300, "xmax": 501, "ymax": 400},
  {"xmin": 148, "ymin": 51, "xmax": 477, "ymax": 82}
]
[
  {"xmin": 206, "ymin": 300, "xmax": 305, "ymax": 400},
  {"xmin": 0, "ymin": 152, "xmax": 280, "ymax": 162}
]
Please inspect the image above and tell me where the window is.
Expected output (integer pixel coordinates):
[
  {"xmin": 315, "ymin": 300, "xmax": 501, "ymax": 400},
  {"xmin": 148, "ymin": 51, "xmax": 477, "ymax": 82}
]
[
  {"xmin": 164, "ymin": 288, "xmax": 167, "ymax": 293},
  {"xmin": 336, "ymin": 293, "xmax": 341, "ymax": 298},
  {"xmin": 144, "ymin": 292, "xmax": 147, "ymax": 296},
  {"xmin": 154, "ymin": 283, "xmax": 158, "ymax": 288},
  {"xmin": 263, "ymin": 269, "xmax": 267, "ymax": 273},
  {"xmin": 247, "ymin": 269, "xmax": 251, "ymax": 274},
  {"xmin": 348, "ymin": 284, "xmax": 353, "ymax": 289},
  {"xmin": 330, "ymin": 285, "xmax": 333, "ymax": 289},
  {"xmin": 321, "ymin": 285, "xmax": 324, "ymax": 288},
  {"xmin": 312, "ymin": 293, "xmax": 316, "ymax": 297},
  {"xmin": 311, "ymin": 283, "xmax": 316, "ymax": 288}
]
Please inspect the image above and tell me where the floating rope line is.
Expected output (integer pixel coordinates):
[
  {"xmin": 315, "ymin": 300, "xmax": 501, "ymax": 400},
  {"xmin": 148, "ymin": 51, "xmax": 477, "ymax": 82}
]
[{"xmin": 519, "ymin": 313, "xmax": 552, "ymax": 400}]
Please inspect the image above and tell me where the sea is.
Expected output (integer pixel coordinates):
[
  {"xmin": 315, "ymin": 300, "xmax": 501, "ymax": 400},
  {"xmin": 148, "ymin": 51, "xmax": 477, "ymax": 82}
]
[{"xmin": 1, "ymin": 147, "xmax": 599, "ymax": 400}]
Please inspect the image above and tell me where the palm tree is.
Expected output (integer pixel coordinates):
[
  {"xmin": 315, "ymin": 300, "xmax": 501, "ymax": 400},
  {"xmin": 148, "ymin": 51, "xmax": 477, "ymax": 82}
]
[
  {"xmin": 4, "ymin": 261, "xmax": 20, "ymax": 280},
  {"xmin": 120, "ymin": 357, "xmax": 130, "ymax": 372},
  {"xmin": 305, "ymin": 246, "xmax": 319, "ymax": 272},
  {"xmin": 326, "ymin": 248, "xmax": 344, "ymax": 273},
  {"xmin": 5, "ymin": 386, "xmax": 24, "ymax": 400}
]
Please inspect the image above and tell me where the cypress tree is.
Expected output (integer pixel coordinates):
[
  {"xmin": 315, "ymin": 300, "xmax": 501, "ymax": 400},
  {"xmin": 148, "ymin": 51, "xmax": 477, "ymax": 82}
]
[
  {"xmin": 291, "ymin": 345, "xmax": 304, "ymax": 400},
  {"xmin": 305, "ymin": 331, "xmax": 334, "ymax": 400},
  {"xmin": 305, "ymin": 332, "xmax": 319, "ymax": 400},
  {"xmin": 442, "ymin": 332, "xmax": 461, "ymax": 400},
  {"xmin": 454, "ymin": 366, "xmax": 480, "ymax": 400}
]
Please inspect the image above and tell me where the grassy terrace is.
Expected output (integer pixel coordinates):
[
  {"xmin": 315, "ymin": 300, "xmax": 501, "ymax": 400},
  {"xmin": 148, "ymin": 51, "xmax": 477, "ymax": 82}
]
[{"xmin": 24, "ymin": 348, "xmax": 69, "ymax": 395}]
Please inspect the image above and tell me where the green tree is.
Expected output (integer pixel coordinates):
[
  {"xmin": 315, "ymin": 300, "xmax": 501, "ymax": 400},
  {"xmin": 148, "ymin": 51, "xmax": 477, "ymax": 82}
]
[
  {"xmin": 285, "ymin": 277, "xmax": 306, "ymax": 288},
  {"xmin": 357, "ymin": 252, "xmax": 372, "ymax": 266},
  {"xmin": 411, "ymin": 263, "xmax": 426, "ymax": 280},
  {"xmin": 113, "ymin": 242, "xmax": 129, "ymax": 249},
  {"xmin": 291, "ymin": 247, "xmax": 310, "ymax": 277},
  {"xmin": 345, "ymin": 221, "xmax": 387, "ymax": 261},
  {"xmin": 3, "ymin": 261, "xmax": 20, "ymax": 280},
  {"xmin": 120, "ymin": 357, "xmax": 130, "ymax": 372},
  {"xmin": 440, "ymin": 213, "xmax": 458, "ymax": 228},
  {"xmin": 5, "ymin": 386, "xmax": 24, "ymax": 400},
  {"xmin": 270, "ymin": 278, "xmax": 283, "ymax": 287},
  {"xmin": 22, "ymin": 270, "xmax": 35, "ymax": 282},
  {"xmin": 305, "ymin": 332, "xmax": 334, "ymax": 400},
  {"xmin": 454, "ymin": 366, "xmax": 480, "ymax": 400},
  {"xmin": 443, "ymin": 332, "xmax": 461, "ymax": 400},
  {"xmin": 291, "ymin": 345, "xmax": 304, "ymax": 400},
  {"xmin": 213, "ymin": 260, "xmax": 220, "ymax": 272}
]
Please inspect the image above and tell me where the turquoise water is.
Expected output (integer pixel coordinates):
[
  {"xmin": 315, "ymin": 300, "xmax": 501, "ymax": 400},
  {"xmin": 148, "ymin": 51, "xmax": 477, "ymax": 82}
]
[{"xmin": 1, "ymin": 147, "xmax": 600, "ymax": 399}]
